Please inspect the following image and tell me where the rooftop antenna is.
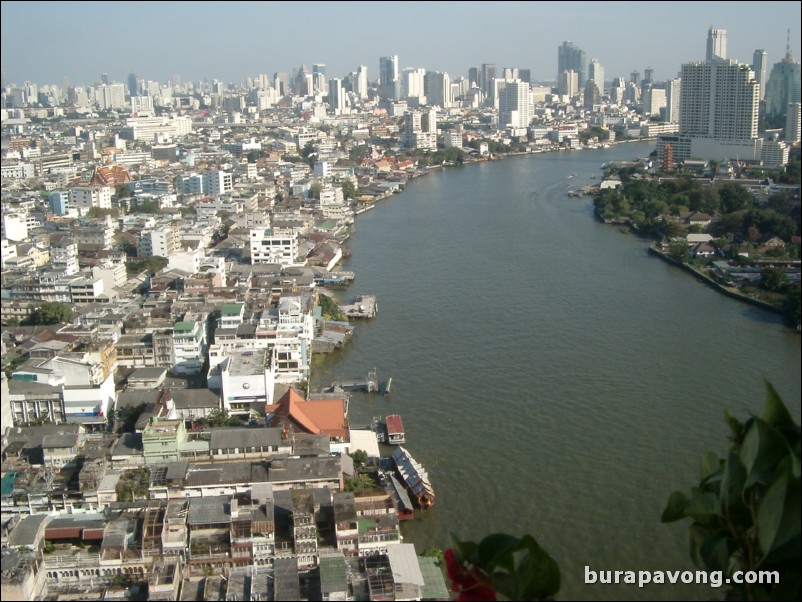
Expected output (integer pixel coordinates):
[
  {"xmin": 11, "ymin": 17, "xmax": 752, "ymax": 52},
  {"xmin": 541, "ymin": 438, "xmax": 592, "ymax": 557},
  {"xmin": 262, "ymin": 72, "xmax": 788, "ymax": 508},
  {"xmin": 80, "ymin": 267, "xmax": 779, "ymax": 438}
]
[{"xmin": 787, "ymin": 28, "xmax": 793, "ymax": 60}]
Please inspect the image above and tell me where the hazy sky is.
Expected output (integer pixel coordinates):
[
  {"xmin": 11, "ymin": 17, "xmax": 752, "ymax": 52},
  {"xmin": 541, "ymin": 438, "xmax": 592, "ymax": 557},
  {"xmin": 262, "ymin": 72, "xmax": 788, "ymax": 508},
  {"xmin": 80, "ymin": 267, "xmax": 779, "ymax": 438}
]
[{"xmin": 2, "ymin": 1, "xmax": 800, "ymax": 88}]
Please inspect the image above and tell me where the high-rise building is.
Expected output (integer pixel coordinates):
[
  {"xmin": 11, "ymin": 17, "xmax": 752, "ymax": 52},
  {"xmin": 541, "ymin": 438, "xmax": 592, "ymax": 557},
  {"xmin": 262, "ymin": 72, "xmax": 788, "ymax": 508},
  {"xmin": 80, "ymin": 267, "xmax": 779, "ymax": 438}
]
[
  {"xmin": 425, "ymin": 71, "xmax": 453, "ymax": 108},
  {"xmin": 380, "ymin": 55, "xmax": 399, "ymax": 100},
  {"xmin": 752, "ymin": 49, "xmax": 767, "ymax": 100},
  {"xmin": 764, "ymin": 46, "xmax": 801, "ymax": 122},
  {"xmin": 558, "ymin": 70, "xmax": 579, "ymax": 97},
  {"xmin": 329, "ymin": 78, "xmax": 346, "ymax": 114},
  {"xmin": 518, "ymin": 69, "xmax": 531, "ymax": 84},
  {"xmin": 665, "ymin": 78, "xmax": 682, "ymax": 123},
  {"xmin": 499, "ymin": 80, "xmax": 531, "ymax": 129},
  {"xmin": 468, "ymin": 67, "xmax": 480, "ymax": 87},
  {"xmin": 706, "ymin": 27, "xmax": 727, "ymax": 61},
  {"xmin": 786, "ymin": 102, "xmax": 801, "ymax": 143},
  {"xmin": 588, "ymin": 59, "xmax": 605, "ymax": 93},
  {"xmin": 679, "ymin": 60, "xmax": 757, "ymax": 138},
  {"xmin": 558, "ymin": 41, "xmax": 587, "ymax": 87},
  {"xmin": 584, "ymin": 79, "xmax": 600, "ymax": 110},
  {"xmin": 312, "ymin": 64, "xmax": 326, "ymax": 94},
  {"xmin": 402, "ymin": 68, "xmax": 426, "ymax": 100},
  {"xmin": 658, "ymin": 57, "xmax": 760, "ymax": 162},
  {"xmin": 480, "ymin": 63, "xmax": 496, "ymax": 100},
  {"xmin": 128, "ymin": 72, "xmax": 138, "ymax": 97},
  {"xmin": 355, "ymin": 65, "xmax": 369, "ymax": 99}
]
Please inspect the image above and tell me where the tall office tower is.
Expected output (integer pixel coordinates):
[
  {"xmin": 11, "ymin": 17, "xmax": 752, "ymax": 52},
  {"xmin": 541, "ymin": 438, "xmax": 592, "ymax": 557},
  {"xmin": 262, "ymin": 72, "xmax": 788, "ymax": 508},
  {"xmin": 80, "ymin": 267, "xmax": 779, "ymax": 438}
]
[
  {"xmin": 502, "ymin": 67, "xmax": 519, "ymax": 81},
  {"xmin": 643, "ymin": 68, "xmax": 654, "ymax": 85},
  {"xmin": 328, "ymin": 78, "xmax": 346, "ymax": 114},
  {"xmin": 518, "ymin": 69, "xmax": 531, "ymax": 83},
  {"xmin": 588, "ymin": 58, "xmax": 605, "ymax": 93},
  {"xmin": 499, "ymin": 80, "xmax": 531, "ymax": 129},
  {"xmin": 680, "ymin": 60, "xmax": 758, "ymax": 138},
  {"xmin": 786, "ymin": 102, "xmax": 801, "ymax": 143},
  {"xmin": 641, "ymin": 87, "xmax": 666, "ymax": 117},
  {"xmin": 558, "ymin": 70, "xmax": 579, "ymax": 97},
  {"xmin": 402, "ymin": 68, "xmax": 426, "ymax": 100},
  {"xmin": 128, "ymin": 72, "xmax": 138, "ymax": 97},
  {"xmin": 665, "ymin": 78, "xmax": 682, "ymax": 122},
  {"xmin": 468, "ymin": 67, "xmax": 480, "ymax": 87},
  {"xmin": 630, "ymin": 71, "xmax": 641, "ymax": 87},
  {"xmin": 706, "ymin": 27, "xmax": 727, "ymax": 61},
  {"xmin": 480, "ymin": 63, "xmax": 496, "ymax": 98},
  {"xmin": 355, "ymin": 65, "xmax": 369, "ymax": 99},
  {"xmin": 752, "ymin": 49, "xmax": 767, "ymax": 100},
  {"xmin": 425, "ymin": 71, "xmax": 453, "ymax": 108},
  {"xmin": 313, "ymin": 64, "xmax": 326, "ymax": 94},
  {"xmin": 584, "ymin": 79, "xmax": 600, "ymax": 110},
  {"xmin": 101, "ymin": 73, "xmax": 109, "ymax": 85},
  {"xmin": 274, "ymin": 73, "xmax": 290, "ymax": 96},
  {"xmin": 379, "ymin": 55, "xmax": 399, "ymax": 100},
  {"xmin": 557, "ymin": 41, "xmax": 587, "ymax": 87},
  {"xmin": 764, "ymin": 44, "xmax": 801, "ymax": 122}
]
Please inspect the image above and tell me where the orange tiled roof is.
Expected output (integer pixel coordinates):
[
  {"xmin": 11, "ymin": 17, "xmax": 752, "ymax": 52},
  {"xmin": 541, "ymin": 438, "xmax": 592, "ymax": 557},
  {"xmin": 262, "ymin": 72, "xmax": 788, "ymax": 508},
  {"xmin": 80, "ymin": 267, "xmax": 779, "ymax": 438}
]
[
  {"xmin": 265, "ymin": 387, "xmax": 347, "ymax": 439},
  {"xmin": 90, "ymin": 165, "xmax": 132, "ymax": 187}
]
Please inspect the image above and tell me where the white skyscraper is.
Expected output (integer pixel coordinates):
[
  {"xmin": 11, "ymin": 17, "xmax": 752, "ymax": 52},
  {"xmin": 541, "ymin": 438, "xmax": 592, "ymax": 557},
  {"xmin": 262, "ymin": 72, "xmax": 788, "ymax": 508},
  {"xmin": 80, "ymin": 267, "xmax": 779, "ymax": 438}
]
[
  {"xmin": 706, "ymin": 27, "xmax": 727, "ymax": 61},
  {"xmin": 752, "ymin": 49, "xmax": 767, "ymax": 100},
  {"xmin": 665, "ymin": 78, "xmax": 682, "ymax": 123},
  {"xmin": 588, "ymin": 59, "xmax": 605, "ymax": 93},
  {"xmin": 402, "ymin": 68, "xmax": 426, "ymax": 100},
  {"xmin": 499, "ymin": 80, "xmax": 531, "ymax": 129},
  {"xmin": 658, "ymin": 58, "xmax": 760, "ymax": 162},
  {"xmin": 329, "ymin": 77, "xmax": 347, "ymax": 115},
  {"xmin": 680, "ymin": 60, "xmax": 758, "ymax": 139},
  {"xmin": 356, "ymin": 65, "xmax": 369, "ymax": 99},
  {"xmin": 558, "ymin": 70, "xmax": 579, "ymax": 97}
]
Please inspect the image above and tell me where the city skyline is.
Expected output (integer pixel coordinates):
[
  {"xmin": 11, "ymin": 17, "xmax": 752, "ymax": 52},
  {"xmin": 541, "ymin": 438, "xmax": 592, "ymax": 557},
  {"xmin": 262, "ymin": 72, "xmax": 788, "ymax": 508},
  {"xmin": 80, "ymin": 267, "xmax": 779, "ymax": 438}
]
[{"xmin": 2, "ymin": 1, "xmax": 801, "ymax": 89}]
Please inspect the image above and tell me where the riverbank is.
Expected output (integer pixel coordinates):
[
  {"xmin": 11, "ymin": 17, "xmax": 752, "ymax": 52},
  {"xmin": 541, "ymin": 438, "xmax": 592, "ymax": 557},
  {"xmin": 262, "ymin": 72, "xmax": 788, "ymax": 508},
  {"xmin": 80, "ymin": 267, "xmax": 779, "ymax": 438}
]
[{"xmin": 646, "ymin": 245, "xmax": 786, "ymax": 316}]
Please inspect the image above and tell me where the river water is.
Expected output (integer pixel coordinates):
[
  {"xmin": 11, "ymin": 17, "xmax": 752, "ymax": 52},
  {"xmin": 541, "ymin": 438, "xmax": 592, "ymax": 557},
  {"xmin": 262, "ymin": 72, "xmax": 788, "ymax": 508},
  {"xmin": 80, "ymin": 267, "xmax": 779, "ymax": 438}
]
[{"xmin": 311, "ymin": 143, "xmax": 801, "ymax": 600}]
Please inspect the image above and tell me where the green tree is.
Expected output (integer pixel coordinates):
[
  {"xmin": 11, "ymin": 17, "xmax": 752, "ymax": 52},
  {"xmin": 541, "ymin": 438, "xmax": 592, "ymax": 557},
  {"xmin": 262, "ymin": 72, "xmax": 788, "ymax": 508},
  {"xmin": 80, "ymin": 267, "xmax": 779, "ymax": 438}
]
[
  {"xmin": 126, "ymin": 256, "xmax": 168, "ymax": 275},
  {"xmin": 662, "ymin": 382, "xmax": 801, "ymax": 601},
  {"xmin": 782, "ymin": 287, "xmax": 801, "ymax": 328},
  {"xmin": 87, "ymin": 206, "xmax": 119, "ymax": 218},
  {"xmin": 351, "ymin": 449, "xmax": 368, "ymax": 471},
  {"xmin": 760, "ymin": 266, "xmax": 788, "ymax": 292},
  {"xmin": 26, "ymin": 302, "xmax": 73, "ymax": 325},
  {"xmin": 341, "ymin": 180, "xmax": 358, "ymax": 199},
  {"xmin": 129, "ymin": 200, "xmax": 161, "ymax": 214},
  {"xmin": 115, "ymin": 185, "xmax": 134, "ymax": 199}
]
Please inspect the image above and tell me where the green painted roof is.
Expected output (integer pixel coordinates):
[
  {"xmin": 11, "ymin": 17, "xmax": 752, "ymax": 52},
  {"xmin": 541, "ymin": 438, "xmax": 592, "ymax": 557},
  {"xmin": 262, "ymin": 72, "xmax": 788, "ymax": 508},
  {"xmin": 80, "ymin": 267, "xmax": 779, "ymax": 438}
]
[
  {"xmin": 222, "ymin": 303, "xmax": 244, "ymax": 316},
  {"xmin": 418, "ymin": 556, "xmax": 450, "ymax": 600},
  {"xmin": 174, "ymin": 321, "xmax": 195, "ymax": 331},
  {"xmin": 319, "ymin": 554, "xmax": 348, "ymax": 594}
]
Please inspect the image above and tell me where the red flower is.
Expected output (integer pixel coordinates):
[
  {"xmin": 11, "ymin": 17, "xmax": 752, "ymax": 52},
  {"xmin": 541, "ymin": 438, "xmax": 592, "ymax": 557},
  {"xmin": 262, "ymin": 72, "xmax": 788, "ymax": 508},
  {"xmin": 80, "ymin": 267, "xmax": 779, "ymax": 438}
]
[{"xmin": 445, "ymin": 548, "xmax": 497, "ymax": 601}]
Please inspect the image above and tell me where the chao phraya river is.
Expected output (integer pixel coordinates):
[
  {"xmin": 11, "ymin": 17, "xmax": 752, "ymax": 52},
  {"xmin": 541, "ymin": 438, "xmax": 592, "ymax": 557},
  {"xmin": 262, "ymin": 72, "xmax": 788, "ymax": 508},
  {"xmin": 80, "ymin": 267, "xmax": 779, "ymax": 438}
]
[{"xmin": 311, "ymin": 143, "xmax": 801, "ymax": 600}]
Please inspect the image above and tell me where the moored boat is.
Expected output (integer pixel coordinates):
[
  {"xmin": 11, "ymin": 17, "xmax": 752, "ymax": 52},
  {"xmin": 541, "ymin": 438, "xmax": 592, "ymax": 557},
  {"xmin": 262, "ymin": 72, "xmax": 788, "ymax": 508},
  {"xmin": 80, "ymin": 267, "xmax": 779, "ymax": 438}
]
[
  {"xmin": 385, "ymin": 414, "xmax": 405, "ymax": 445},
  {"xmin": 391, "ymin": 446, "xmax": 435, "ymax": 509}
]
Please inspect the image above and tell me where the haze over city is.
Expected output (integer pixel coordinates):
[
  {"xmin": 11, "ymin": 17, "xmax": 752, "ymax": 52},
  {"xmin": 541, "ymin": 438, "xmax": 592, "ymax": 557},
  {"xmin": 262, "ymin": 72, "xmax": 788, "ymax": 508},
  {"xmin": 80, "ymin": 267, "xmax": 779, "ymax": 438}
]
[{"xmin": 2, "ymin": 1, "xmax": 801, "ymax": 87}]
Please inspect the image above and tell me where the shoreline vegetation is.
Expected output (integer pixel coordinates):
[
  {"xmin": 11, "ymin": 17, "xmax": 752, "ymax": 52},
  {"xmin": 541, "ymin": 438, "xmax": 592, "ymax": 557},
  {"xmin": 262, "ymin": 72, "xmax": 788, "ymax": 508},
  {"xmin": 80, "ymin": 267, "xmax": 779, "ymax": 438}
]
[{"xmin": 588, "ymin": 155, "xmax": 801, "ymax": 330}]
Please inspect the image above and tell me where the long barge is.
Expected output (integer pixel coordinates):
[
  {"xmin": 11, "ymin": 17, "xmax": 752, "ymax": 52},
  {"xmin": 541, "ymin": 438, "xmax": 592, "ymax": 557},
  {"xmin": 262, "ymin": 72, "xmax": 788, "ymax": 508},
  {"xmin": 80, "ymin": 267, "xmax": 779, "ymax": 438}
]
[{"xmin": 391, "ymin": 446, "xmax": 435, "ymax": 509}]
